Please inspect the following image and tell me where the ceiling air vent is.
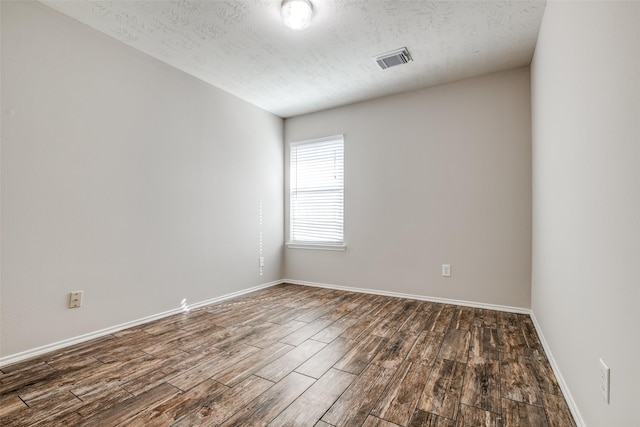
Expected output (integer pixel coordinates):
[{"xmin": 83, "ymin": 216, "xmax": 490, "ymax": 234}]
[{"xmin": 374, "ymin": 47, "xmax": 413, "ymax": 70}]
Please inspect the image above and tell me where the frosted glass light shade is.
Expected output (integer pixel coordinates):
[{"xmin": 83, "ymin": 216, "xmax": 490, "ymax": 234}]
[{"xmin": 281, "ymin": 0, "xmax": 313, "ymax": 30}]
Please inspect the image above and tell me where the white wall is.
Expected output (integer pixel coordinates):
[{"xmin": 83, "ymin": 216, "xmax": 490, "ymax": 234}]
[
  {"xmin": 284, "ymin": 68, "xmax": 532, "ymax": 309},
  {"xmin": 0, "ymin": 1, "xmax": 283, "ymax": 358},
  {"xmin": 531, "ymin": 1, "xmax": 640, "ymax": 425}
]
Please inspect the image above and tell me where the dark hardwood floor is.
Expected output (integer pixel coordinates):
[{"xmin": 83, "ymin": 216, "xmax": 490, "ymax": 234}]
[{"xmin": 0, "ymin": 284, "xmax": 576, "ymax": 426}]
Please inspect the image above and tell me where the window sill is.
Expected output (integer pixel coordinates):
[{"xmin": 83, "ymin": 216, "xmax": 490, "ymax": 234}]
[{"xmin": 286, "ymin": 242, "xmax": 346, "ymax": 251}]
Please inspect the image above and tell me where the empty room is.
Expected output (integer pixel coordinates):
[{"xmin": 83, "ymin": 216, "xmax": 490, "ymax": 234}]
[{"xmin": 1, "ymin": 0, "xmax": 638, "ymax": 426}]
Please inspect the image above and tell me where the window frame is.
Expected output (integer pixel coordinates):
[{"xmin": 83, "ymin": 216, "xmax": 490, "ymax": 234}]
[{"xmin": 287, "ymin": 134, "xmax": 346, "ymax": 251}]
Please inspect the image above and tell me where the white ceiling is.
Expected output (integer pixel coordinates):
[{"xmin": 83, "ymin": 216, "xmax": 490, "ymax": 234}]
[{"xmin": 41, "ymin": 0, "xmax": 546, "ymax": 118}]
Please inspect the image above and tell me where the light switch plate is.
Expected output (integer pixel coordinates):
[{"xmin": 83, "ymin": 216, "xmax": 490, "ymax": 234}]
[{"xmin": 599, "ymin": 358, "xmax": 610, "ymax": 403}]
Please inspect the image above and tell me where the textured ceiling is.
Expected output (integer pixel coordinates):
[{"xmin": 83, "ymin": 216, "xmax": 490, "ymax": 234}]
[{"xmin": 41, "ymin": 0, "xmax": 546, "ymax": 118}]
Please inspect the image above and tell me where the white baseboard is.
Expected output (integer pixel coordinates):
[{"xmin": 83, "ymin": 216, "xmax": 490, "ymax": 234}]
[
  {"xmin": 530, "ymin": 311, "xmax": 586, "ymax": 427},
  {"xmin": 284, "ymin": 279, "xmax": 530, "ymax": 314},
  {"xmin": 0, "ymin": 280, "xmax": 283, "ymax": 368},
  {"xmin": 185, "ymin": 280, "xmax": 283, "ymax": 311}
]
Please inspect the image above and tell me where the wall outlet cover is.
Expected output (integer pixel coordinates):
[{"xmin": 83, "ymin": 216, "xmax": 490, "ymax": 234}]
[
  {"xmin": 442, "ymin": 264, "xmax": 451, "ymax": 277},
  {"xmin": 69, "ymin": 291, "xmax": 83, "ymax": 309}
]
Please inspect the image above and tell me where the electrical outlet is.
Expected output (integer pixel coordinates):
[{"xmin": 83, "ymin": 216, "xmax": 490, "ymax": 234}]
[
  {"xmin": 69, "ymin": 291, "xmax": 83, "ymax": 308},
  {"xmin": 599, "ymin": 358, "xmax": 610, "ymax": 403},
  {"xmin": 259, "ymin": 256, "xmax": 265, "ymax": 268},
  {"xmin": 442, "ymin": 264, "xmax": 451, "ymax": 277}
]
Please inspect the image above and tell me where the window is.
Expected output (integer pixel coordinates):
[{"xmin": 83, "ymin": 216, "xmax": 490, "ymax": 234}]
[{"xmin": 289, "ymin": 135, "xmax": 344, "ymax": 250}]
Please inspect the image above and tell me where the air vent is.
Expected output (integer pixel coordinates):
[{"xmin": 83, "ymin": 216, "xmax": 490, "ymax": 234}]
[{"xmin": 374, "ymin": 47, "xmax": 413, "ymax": 70}]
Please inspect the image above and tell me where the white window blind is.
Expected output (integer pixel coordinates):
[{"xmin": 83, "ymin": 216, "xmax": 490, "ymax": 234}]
[{"xmin": 290, "ymin": 135, "xmax": 344, "ymax": 245}]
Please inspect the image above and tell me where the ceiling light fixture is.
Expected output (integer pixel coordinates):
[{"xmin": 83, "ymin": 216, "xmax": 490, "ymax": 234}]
[{"xmin": 281, "ymin": 0, "xmax": 313, "ymax": 30}]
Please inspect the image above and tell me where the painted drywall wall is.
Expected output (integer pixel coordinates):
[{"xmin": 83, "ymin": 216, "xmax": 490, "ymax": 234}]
[
  {"xmin": 531, "ymin": 1, "xmax": 640, "ymax": 425},
  {"xmin": 284, "ymin": 68, "xmax": 532, "ymax": 309},
  {"xmin": 0, "ymin": 1, "xmax": 283, "ymax": 358}
]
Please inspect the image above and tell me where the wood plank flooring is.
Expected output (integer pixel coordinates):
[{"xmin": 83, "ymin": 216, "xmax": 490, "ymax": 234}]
[{"xmin": 0, "ymin": 284, "xmax": 577, "ymax": 426}]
